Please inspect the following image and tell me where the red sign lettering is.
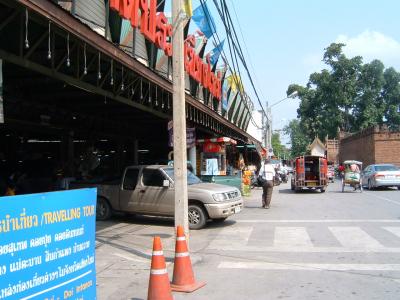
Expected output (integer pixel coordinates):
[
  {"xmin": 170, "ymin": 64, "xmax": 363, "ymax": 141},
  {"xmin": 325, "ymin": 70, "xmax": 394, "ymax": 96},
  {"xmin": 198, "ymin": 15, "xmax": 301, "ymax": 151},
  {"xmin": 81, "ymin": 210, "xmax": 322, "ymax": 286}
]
[
  {"xmin": 109, "ymin": 1, "xmax": 220, "ymax": 100},
  {"xmin": 184, "ymin": 34, "xmax": 222, "ymax": 100}
]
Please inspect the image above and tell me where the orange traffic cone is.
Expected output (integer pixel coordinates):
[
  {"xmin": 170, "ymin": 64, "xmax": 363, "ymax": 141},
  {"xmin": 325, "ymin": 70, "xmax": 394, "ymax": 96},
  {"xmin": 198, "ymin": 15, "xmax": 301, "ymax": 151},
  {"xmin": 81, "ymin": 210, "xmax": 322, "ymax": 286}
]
[
  {"xmin": 171, "ymin": 226, "xmax": 206, "ymax": 293},
  {"xmin": 147, "ymin": 236, "xmax": 174, "ymax": 300}
]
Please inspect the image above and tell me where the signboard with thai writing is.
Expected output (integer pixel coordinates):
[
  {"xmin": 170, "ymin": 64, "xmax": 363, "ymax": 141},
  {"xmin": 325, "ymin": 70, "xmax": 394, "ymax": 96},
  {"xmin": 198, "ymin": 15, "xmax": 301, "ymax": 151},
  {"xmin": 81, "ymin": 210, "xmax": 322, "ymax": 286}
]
[
  {"xmin": 0, "ymin": 189, "xmax": 97, "ymax": 300},
  {"xmin": 168, "ymin": 121, "xmax": 196, "ymax": 148},
  {"xmin": 109, "ymin": 0, "xmax": 221, "ymax": 101}
]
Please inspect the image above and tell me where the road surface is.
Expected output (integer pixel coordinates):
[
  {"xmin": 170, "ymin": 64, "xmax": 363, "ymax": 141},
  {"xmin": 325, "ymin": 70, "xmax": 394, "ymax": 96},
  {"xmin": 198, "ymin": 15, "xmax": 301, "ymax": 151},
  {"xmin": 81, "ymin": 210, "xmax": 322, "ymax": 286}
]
[{"xmin": 96, "ymin": 179, "xmax": 400, "ymax": 300}]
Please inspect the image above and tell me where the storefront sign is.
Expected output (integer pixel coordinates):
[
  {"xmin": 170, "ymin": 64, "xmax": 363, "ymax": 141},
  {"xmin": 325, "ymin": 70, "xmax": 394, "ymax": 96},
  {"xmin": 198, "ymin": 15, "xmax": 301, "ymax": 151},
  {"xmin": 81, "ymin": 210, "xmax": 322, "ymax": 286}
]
[
  {"xmin": 184, "ymin": 35, "xmax": 222, "ymax": 100},
  {"xmin": 109, "ymin": 0, "xmax": 172, "ymax": 56},
  {"xmin": 0, "ymin": 189, "xmax": 97, "ymax": 299},
  {"xmin": 109, "ymin": 0, "xmax": 222, "ymax": 100},
  {"xmin": 168, "ymin": 121, "xmax": 196, "ymax": 148},
  {"xmin": 203, "ymin": 142, "xmax": 223, "ymax": 153}
]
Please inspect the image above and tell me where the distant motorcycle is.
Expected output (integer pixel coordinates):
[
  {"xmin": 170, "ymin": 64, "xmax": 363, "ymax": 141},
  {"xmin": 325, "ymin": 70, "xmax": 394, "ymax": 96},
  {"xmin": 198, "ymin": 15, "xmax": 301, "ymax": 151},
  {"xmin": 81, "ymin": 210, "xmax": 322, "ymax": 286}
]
[{"xmin": 274, "ymin": 171, "xmax": 281, "ymax": 186}]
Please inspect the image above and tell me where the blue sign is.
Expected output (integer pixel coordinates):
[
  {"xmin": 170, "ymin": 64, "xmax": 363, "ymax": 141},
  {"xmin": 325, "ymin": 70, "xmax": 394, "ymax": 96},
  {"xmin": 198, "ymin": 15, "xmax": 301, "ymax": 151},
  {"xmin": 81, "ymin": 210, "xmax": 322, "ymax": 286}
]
[{"xmin": 0, "ymin": 189, "xmax": 97, "ymax": 300}]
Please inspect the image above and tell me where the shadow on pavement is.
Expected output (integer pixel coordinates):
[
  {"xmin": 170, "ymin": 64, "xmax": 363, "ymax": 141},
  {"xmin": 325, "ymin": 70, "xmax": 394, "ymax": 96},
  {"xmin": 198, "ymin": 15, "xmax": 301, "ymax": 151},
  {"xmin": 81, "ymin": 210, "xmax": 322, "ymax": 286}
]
[
  {"xmin": 95, "ymin": 235, "xmax": 163, "ymax": 261},
  {"xmin": 278, "ymin": 189, "xmax": 295, "ymax": 194},
  {"xmin": 96, "ymin": 214, "xmax": 175, "ymax": 233},
  {"xmin": 96, "ymin": 212, "xmax": 237, "ymax": 233},
  {"xmin": 279, "ymin": 188, "xmax": 324, "ymax": 194}
]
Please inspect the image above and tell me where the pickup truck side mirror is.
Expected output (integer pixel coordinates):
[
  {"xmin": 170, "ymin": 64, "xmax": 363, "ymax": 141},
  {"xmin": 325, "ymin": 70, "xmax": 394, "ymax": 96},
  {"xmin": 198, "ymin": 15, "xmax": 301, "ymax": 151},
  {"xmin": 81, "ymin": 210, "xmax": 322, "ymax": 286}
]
[{"xmin": 162, "ymin": 180, "xmax": 170, "ymax": 188}]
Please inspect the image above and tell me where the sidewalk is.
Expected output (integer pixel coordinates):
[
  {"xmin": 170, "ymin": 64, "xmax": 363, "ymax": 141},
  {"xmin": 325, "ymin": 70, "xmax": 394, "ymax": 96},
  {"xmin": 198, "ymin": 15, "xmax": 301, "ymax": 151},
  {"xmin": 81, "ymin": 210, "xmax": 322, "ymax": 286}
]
[{"xmin": 95, "ymin": 188, "xmax": 265, "ymax": 299}]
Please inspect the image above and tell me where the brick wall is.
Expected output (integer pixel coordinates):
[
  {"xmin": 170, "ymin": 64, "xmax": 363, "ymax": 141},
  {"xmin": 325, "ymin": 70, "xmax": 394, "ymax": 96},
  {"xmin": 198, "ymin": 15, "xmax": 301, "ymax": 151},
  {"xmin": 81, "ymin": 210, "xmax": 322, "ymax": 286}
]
[
  {"xmin": 374, "ymin": 129, "xmax": 400, "ymax": 167},
  {"xmin": 326, "ymin": 139, "xmax": 339, "ymax": 164},
  {"xmin": 339, "ymin": 126, "xmax": 400, "ymax": 167}
]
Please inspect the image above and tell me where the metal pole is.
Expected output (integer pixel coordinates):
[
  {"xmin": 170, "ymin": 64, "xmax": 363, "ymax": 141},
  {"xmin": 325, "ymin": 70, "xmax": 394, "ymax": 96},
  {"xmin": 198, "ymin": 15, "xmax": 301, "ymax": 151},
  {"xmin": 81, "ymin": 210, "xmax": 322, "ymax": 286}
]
[
  {"xmin": 264, "ymin": 101, "xmax": 268, "ymax": 152},
  {"xmin": 268, "ymin": 106, "xmax": 272, "ymax": 155},
  {"xmin": 172, "ymin": 0, "xmax": 189, "ymax": 237}
]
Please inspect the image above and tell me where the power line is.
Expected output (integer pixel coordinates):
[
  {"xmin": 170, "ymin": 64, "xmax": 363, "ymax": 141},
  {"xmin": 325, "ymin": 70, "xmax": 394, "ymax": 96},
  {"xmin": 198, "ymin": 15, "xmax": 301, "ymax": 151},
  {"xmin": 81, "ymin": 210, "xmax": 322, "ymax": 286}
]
[
  {"xmin": 228, "ymin": 0, "xmax": 267, "ymax": 103},
  {"xmin": 217, "ymin": 0, "xmax": 267, "ymax": 118},
  {"xmin": 199, "ymin": 0, "xmax": 262, "ymax": 129}
]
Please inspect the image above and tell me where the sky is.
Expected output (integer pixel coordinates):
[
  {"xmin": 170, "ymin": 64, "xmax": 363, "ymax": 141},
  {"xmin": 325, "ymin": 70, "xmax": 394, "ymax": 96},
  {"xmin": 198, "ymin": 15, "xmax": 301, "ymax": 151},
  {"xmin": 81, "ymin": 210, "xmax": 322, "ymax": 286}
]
[{"xmin": 188, "ymin": 0, "xmax": 400, "ymax": 144}]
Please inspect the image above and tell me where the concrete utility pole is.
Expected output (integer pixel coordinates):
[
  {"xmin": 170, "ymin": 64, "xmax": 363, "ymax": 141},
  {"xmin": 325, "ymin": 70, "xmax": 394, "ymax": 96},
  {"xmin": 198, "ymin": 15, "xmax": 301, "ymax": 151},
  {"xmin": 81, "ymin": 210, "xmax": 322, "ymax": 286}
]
[{"xmin": 172, "ymin": 0, "xmax": 189, "ymax": 237}]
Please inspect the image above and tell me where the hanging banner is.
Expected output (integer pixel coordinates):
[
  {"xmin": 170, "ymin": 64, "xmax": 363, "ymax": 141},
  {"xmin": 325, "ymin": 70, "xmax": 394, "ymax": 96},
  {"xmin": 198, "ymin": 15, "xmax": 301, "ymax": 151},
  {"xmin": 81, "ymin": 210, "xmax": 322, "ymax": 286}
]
[
  {"xmin": 168, "ymin": 121, "xmax": 196, "ymax": 148},
  {"xmin": 0, "ymin": 59, "xmax": 3, "ymax": 124},
  {"xmin": 221, "ymin": 80, "xmax": 229, "ymax": 111},
  {"xmin": 0, "ymin": 189, "xmax": 97, "ymax": 299}
]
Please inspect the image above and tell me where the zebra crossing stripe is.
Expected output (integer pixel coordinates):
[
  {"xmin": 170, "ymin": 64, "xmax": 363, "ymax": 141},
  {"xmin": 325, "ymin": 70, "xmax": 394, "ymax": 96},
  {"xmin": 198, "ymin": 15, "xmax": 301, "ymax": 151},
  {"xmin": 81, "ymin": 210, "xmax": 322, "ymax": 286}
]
[
  {"xmin": 273, "ymin": 227, "xmax": 313, "ymax": 247},
  {"xmin": 206, "ymin": 225, "xmax": 400, "ymax": 252},
  {"xmin": 383, "ymin": 227, "xmax": 400, "ymax": 238},
  {"xmin": 329, "ymin": 227, "xmax": 383, "ymax": 249},
  {"xmin": 218, "ymin": 262, "xmax": 400, "ymax": 271}
]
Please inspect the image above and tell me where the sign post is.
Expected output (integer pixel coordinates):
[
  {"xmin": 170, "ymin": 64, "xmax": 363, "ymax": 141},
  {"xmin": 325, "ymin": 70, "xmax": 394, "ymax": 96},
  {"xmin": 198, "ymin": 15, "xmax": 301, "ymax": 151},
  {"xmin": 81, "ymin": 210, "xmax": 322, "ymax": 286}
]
[
  {"xmin": 172, "ymin": 0, "xmax": 189, "ymax": 238},
  {"xmin": 0, "ymin": 189, "xmax": 97, "ymax": 299}
]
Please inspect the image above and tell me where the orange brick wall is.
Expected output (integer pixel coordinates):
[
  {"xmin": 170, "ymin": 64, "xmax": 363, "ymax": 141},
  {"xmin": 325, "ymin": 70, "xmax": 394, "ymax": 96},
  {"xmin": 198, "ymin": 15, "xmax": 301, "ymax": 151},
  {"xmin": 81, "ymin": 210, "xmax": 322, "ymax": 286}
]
[
  {"xmin": 339, "ymin": 126, "xmax": 400, "ymax": 167},
  {"xmin": 374, "ymin": 131, "xmax": 400, "ymax": 167}
]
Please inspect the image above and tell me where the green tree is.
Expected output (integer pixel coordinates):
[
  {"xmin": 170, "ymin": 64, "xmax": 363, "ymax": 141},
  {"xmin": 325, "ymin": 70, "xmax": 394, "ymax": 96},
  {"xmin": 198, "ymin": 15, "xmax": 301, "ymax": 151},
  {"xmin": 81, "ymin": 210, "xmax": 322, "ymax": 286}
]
[
  {"xmin": 353, "ymin": 59, "xmax": 385, "ymax": 129},
  {"xmin": 283, "ymin": 119, "xmax": 310, "ymax": 157},
  {"xmin": 382, "ymin": 67, "xmax": 400, "ymax": 129},
  {"xmin": 288, "ymin": 42, "xmax": 400, "ymax": 142},
  {"xmin": 271, "ymin": 132, "xmax": 290, "ymax": 159}
]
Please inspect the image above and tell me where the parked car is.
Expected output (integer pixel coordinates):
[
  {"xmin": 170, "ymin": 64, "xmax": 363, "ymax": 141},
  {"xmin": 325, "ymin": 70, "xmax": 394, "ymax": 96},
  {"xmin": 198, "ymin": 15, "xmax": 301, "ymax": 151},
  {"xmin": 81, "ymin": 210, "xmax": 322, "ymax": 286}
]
[
  {"xmin": 361, "ymin": 164, "xmax": 400, "ymax": 190},
  {"xmin": 70, "ymin": 165, "xmax": 243, "ymax": 229}
]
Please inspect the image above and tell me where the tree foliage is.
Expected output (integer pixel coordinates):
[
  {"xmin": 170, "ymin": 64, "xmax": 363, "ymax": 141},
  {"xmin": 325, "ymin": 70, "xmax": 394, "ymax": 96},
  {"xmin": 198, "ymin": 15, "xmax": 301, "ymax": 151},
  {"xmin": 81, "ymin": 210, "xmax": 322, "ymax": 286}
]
[
  {"xmin": 271, "ymin": 132, "xmax": 290, "ymax": 159},
  {"xmin": 283, "ymin": 119, "xmax": 310, "ymax": 158},
  {"xmin": 288, "ymin": 43, "xmax": 400, "ymax": 143}
]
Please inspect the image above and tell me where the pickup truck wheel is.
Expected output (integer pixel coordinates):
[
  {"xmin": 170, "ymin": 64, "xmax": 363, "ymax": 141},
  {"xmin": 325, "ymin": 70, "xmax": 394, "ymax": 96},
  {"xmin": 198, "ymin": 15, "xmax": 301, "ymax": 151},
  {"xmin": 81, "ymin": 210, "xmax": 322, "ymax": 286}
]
[
  {"xmin": 188, "ymin": 205, "xmax": 207, "ymax": 230},
  {"xmin": 96, "ymin": 197, "xmax": 112, "ymax": 221}
]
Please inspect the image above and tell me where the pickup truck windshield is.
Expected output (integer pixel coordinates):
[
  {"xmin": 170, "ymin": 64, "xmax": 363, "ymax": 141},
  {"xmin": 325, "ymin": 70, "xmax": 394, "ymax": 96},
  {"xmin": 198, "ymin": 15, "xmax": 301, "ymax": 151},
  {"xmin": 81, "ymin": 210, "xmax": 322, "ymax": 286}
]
[{"xmin": 163, "ymin": 168, "xmax": 202, "ymax": 185}]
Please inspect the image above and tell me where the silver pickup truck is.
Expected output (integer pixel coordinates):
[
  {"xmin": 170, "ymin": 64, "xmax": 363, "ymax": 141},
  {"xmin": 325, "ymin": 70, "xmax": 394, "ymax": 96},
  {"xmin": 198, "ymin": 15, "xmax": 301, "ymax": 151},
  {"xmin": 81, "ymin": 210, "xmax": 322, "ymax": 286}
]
[{"xmin": 71, "ymin": 165, "xmax": 243, "ymax": 229}]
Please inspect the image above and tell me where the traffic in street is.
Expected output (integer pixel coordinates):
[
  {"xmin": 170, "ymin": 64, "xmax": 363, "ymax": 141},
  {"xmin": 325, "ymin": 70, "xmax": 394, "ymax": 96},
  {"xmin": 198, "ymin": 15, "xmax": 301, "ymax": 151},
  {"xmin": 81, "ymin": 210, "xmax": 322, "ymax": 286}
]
[{"xmin": 95, "ymin": 179, "xmax": 400, "ymax": 300}]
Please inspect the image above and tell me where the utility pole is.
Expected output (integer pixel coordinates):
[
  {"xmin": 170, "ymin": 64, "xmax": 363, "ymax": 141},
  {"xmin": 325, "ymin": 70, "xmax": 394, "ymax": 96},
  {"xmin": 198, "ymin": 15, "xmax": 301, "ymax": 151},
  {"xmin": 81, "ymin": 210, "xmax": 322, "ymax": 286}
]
[
  {"xmin": 264, "ymin": 101, "xmax": 271, "ymax": 157},
  {"xmin": 172, "ymin": 0, "xmax": 189, "ymax": 238}
]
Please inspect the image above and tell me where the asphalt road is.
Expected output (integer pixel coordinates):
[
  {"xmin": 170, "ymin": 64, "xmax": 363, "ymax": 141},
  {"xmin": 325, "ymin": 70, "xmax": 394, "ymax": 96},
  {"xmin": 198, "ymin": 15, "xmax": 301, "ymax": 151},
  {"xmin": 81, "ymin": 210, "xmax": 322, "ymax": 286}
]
[{"xmin": 95, "ymin": 179, "xmax": 400, "ymax": 300}]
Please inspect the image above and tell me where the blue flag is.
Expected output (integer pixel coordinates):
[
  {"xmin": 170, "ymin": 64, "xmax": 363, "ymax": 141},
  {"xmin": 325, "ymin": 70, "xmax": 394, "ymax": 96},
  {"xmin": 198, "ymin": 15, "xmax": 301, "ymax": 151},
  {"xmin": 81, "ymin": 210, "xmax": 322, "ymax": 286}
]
[
  {"xmin": 208, "ymin": 39, "xmax": 225, "ymax": 66},
  {"xmin": 221, "ymin": 79, "xmax": 229, "ymax": 111},
  {"xmin": 192, "ymin": 3, "xmax": 216, "ymax": 38}
]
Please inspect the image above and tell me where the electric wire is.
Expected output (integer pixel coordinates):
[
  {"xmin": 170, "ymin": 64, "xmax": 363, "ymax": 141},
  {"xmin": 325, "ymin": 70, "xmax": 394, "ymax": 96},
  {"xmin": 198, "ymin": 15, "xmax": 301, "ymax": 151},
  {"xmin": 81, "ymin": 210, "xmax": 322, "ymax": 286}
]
[{"xmin": 199, "ymin": 0, "xmax": 261, "ymax": 129}]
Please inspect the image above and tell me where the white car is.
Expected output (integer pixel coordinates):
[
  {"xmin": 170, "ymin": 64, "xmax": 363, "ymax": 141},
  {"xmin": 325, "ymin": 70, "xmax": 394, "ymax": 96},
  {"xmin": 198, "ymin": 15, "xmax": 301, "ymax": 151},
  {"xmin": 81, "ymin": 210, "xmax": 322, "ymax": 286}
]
[{"xmin": 362, "ymin": 164, "xmax": 400, "ymax": 190}]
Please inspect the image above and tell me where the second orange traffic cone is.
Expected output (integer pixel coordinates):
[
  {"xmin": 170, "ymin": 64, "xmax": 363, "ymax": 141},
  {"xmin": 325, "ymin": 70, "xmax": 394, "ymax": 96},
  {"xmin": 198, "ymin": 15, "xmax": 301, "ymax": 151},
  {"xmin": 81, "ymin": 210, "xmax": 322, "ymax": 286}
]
[
  {"xmin": 170, "ymin": 226, "xmax": 206, "ymax": 293},
  {"xmin": 147, "ymin": 236, "xmax": 174, "ymax": 300}
]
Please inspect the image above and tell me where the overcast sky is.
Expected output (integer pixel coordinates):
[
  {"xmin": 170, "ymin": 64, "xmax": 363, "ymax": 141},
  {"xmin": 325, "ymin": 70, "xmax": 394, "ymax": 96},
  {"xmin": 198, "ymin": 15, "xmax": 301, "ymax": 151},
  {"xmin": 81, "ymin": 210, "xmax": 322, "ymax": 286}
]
[{"xmin": 189, "ymin": 0, "xmax": 400, "ymax": 144}]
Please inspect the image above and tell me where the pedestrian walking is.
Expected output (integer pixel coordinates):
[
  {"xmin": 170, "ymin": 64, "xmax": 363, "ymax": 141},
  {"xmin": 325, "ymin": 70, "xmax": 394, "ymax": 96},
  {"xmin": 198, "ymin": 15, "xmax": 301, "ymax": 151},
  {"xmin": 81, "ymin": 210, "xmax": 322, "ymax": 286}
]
[{"xmin": 261, "ymin": 159, "xmax": 275, "ymax": 209}]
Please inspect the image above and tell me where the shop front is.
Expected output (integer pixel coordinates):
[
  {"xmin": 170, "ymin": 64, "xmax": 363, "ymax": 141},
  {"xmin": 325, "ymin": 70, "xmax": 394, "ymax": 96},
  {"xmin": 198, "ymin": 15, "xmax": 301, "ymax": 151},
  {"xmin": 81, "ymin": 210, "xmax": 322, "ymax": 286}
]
[{"xmin": 0, "ymin": 0, "xmax": 262, "ymax": 197}]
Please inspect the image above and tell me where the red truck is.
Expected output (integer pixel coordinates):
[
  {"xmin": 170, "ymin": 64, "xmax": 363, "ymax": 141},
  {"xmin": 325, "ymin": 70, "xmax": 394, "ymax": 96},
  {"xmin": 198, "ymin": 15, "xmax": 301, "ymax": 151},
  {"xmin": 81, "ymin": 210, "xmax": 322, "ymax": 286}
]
[{"xmin": 291, "ymin": 155, "xmax": 328, "ymax": 193}]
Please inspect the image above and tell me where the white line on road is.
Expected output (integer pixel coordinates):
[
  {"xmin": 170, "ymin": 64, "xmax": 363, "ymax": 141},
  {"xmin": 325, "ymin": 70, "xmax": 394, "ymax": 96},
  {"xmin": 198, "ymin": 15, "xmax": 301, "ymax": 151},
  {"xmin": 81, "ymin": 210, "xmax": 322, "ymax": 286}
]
[
  {"xmin": 274, "ymin": 227, "xmax": 313, "ymax": 247},
  {"xmin": 218, "ymin": 261, "xmax": 400, "ymax": 271},
  {"xmin": 364, "ymin": 191, "xmax": 400, "ymax": 206},
  {"xmin": 329, "ymin": 227, "xmax": 383, "ymax": 249},
  {"xmin": 236, "ymin": 219, "xmax": 400, "ymax": 223},
  {"xmin": 207, "ymin": 245, "xmax": 400, "ymax": 253},
  {"xmin": 383, "ymin": 227, "xmax": 400, "ymax": 238},
  {"xmin": 207, "ymin": 226, "xmax": 253, "ymax": 249}
]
